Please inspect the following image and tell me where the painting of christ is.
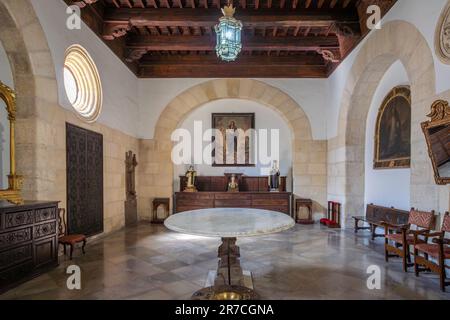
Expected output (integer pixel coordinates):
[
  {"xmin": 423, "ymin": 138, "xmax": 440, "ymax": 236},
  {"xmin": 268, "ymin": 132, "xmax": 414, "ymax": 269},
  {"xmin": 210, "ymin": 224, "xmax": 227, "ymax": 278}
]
[{"xmin": 211, "ymin": 113, "xmax": 255, "ymax": 167}]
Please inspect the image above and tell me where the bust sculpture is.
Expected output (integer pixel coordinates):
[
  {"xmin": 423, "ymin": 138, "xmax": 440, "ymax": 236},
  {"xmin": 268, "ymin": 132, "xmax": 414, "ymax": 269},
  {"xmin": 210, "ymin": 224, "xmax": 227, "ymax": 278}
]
[
  {"xmin": 227, "ymin": 174, "xmax": 239, "ymax": 192},
  {"xmin": 184, "ymin": 165, "xmax": 198, "ymax": 192},
  {"xmin": 268, "ymin": 160, "xmax": 280, "ymax": 192}
]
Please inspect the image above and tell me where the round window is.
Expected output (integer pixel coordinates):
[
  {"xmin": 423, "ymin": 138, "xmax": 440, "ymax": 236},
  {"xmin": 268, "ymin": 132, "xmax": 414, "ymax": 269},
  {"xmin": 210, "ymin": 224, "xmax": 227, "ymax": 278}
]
[{"xmin": 64, "ymin": 45, "xmax": 102, "ymax": 122}]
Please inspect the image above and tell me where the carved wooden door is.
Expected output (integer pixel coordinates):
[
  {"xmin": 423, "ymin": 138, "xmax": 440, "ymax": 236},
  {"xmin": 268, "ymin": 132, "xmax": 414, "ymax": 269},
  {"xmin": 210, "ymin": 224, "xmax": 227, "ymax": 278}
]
[{"xmin": 66, "ymin": 123, "xmax": 103, "ymax": 236}]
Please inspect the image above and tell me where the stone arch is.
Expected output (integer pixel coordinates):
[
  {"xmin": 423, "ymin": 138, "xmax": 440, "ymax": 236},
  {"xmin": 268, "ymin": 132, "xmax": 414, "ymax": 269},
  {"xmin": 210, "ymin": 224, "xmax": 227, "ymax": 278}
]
[
  {"xmin": 143, "ymin": 79, "xmax": 327, "ymax": 216},
  {"xmin": 0, "ymin": 0, "xmax": 60, "ymax": 200},
  {"xmin": 154, "ymin": 79, "xmax": 312, "ymax": 141},
  {"xmin": 332, "ymin": 20, "xmax": 437, "ymax": 224}
]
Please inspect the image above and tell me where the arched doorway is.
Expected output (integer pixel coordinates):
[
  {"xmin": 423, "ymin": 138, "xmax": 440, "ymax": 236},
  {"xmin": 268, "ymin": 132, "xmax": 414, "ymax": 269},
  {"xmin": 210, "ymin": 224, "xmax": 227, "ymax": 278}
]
[{"xmin": 0, "ymin": 0, "xmax": 60, "ymax": 201}]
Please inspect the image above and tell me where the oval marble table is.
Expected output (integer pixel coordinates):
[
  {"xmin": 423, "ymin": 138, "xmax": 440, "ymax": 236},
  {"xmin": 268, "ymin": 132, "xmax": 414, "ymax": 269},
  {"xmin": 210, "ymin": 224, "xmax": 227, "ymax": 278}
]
[{"xmin": 164, "ymin": 208, "xmax": 295, "ymax": 299}]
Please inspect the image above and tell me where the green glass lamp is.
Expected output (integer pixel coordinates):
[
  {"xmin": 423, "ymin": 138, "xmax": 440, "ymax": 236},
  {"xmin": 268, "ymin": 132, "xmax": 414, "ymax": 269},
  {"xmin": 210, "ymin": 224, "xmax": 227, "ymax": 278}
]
[{"xmin": 214, "ymin": 2, "xmax": 243, "ymax": 62}]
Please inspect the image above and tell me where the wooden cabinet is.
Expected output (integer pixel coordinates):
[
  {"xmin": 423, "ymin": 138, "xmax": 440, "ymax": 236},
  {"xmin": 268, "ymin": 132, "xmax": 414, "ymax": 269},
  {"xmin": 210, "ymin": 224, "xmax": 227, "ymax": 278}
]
[
  {"xmin": 174, "ymin": 192, "xmax": 291, "ymax": 215},
  {"xmin": 0, "ymin": 201, "xmax": 59, "ymax": 293}
]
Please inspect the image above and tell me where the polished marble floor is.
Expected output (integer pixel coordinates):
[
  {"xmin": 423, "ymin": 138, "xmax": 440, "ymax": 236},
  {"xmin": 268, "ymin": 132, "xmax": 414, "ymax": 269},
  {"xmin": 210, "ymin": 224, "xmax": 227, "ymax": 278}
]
[{"xmin": 1, "ymin": 223, "xmax": 449, "ymax": 300}]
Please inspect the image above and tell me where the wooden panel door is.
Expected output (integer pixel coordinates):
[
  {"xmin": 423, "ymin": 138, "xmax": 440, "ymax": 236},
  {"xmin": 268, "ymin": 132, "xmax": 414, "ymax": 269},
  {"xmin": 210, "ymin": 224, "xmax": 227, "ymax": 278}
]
[{"xmin": 66, "ymin": 123, "xmax": 103, "ymax": 236}]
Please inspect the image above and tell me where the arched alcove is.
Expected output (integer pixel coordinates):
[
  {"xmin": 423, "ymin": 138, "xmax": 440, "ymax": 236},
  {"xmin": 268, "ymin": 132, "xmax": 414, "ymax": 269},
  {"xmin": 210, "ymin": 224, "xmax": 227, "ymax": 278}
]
[
  {"xmin": 0, "ymin": 0, "xmax": 61, "ymax": 201},
  {"xmin": 173, "ymin": 98, "xmax": 294, "ymax": 192},
  {"xmin": 139, "ymin": 79, "xmax": 327, "ymax": 220},
  {"xmin": 364, "ymin": 62, "xmax": 411, "ymax": 210},
  {"xmin": 331, "ymin": 21, "xmax": 437, "ymax": 225}
]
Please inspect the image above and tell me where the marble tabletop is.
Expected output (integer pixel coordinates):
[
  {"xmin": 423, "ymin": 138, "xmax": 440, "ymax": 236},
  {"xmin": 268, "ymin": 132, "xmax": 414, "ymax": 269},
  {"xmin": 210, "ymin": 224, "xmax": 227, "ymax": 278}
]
[{"xmin": 164, "ymin": 208, "xmax": 295, "ymax": 238}]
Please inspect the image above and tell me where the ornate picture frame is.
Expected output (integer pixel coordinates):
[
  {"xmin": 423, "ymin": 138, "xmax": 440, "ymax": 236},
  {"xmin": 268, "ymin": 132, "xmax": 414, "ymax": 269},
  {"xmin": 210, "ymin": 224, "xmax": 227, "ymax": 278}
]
[
  {"xmin": 374, "ymin": 86, "xmax": 411, "ymax": 169},
  {"xmin": 0, "ymin": 81, "xmax": 23, "ymax": 204},
  {"xmin": 421, "ymin": 100, "xmax": 450, "ymax": 185}
]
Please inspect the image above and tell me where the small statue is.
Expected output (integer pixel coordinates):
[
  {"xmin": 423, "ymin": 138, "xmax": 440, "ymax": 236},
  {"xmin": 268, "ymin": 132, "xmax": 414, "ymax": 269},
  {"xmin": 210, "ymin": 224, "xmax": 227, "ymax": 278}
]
[
  {"xmin": 227, "ymin": 174, "xmax": 239, "ymax": 192},
  {"xmin": 125, "ymin": 151, "xmax": 138, "ymax": 226},
  {"xmin": 125, "ymin": 151, "xmax": 138, "ymax": 200},
  {"xmin": 184, "ymin": 165, "xmax": 197, "ymax": 192},
  {"xmin": 268, "ymin": 160, "xmax": 280, "ymax": 192}
]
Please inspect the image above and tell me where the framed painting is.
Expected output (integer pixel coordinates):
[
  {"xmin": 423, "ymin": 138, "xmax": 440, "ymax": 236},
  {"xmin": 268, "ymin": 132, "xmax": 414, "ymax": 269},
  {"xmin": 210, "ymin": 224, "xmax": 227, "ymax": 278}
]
[
  {"xmin": 374, "ymin": 86, "xmax": 411, "ymax": 169},
  {"xmin": 212, "ymin": 113, "xmax": 255, "ymax": 167}
]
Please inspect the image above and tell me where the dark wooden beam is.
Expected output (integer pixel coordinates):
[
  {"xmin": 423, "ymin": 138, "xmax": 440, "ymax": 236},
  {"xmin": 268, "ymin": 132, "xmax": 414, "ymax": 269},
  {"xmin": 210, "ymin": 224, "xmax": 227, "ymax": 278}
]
[
  {"xmin": 63, "ymin": 0, "xmax": 139, "ymax": 73},
  {"xmin": 126, "ymin": 34, "xmax": 340, "ymax": 54},
  {"xmin": 105, "ymin": 8, "xmax": 358, "ymax": 26},
  {"xmin": 138, "ymin": 64, "xmax": 329, "ymax": 78},
  {"xmin": 357, "ymin": 0, "xmax": 397, "ymax": 35},
  {"xmin": 139, "ymin": 53, "xmax": 326, "ymax": 66},
  {"xmin": 102, "ymin": 8, "xmax": 359, "ymax": 39}
]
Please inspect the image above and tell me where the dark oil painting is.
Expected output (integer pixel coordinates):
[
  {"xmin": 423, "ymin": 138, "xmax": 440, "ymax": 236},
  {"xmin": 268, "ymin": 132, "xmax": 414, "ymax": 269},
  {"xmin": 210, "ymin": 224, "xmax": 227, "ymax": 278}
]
[{"xmin": 374, "ymin": 86, "xmax": 411, "ymax": 169}]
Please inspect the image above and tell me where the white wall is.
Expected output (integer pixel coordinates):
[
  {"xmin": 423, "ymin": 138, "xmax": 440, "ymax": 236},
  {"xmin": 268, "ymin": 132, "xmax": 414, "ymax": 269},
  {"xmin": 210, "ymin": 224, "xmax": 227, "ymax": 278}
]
[
  {"xmin": 31, "ymin": 0, "xmax": 140, "ymax": 137},
  {"xmin": 364, "ymin": 61, "xmax": 411, "ymax": 210},
  {"xmin": 173, "ymin": 99, "xmax": 293, "ymax": 192},
  {"xmin": 138, "ymin": 78, "xmax": 328, "ymax": 140},
  {"xmin": 327, "ymin": 0, "xmax": 450, "ymax": 139},
  {"xmin": 0, "ymin": 41, "xmax": 12, "ymax": 189}
]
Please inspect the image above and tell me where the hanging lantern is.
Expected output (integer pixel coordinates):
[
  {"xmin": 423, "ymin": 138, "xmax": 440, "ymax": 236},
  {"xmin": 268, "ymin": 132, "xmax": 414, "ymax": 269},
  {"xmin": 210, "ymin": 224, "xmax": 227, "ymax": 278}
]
[{"xmin": 215, "ymin": 2, "xmax": 243, "ymax": 62}]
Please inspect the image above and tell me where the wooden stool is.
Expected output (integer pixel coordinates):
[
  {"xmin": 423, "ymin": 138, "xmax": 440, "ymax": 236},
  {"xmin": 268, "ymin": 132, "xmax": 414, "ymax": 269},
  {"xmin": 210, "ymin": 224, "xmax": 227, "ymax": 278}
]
[
  {"xmin": 321, "ymin": 201, "xmax": 341, "ymax": 228},
  {"xmin": 295, "ymin": 198, "xmax": 314, "ymax": 224},
  {"xmin": 58, "ymin": 208, "xmax": 86, "ymax": 260},
  {"xmin": 152, "ymin": 198, "xmax": 170, "ymax": 223}
]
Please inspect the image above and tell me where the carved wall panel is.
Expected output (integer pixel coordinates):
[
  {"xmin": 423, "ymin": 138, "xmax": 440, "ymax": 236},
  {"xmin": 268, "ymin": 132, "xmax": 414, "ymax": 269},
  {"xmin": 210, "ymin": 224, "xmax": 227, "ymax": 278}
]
[
  {"xmin": 0, "ymin": 244, "xmax": 32, "ymax": 269},
  {"xmin": 66, "ymin": 123, "xmax": 104, "ymax": 236},
  {"xmin": 4, "ymin": 211, "xmax": 33, "ymax": 229},
  {"xmin": 34, "ymin": 222, "xmax": 57, "ymax": 240},
  {"xmin": 0, "ymin": 227, "xmax": 32, "ymax": 250},
  {"xmin": 435, "ymin": 1, "xmax": 450, "ymax": 64},
  {"xmin": 34, "ymin": 207, "xmax": 57, "ymax": 223}
]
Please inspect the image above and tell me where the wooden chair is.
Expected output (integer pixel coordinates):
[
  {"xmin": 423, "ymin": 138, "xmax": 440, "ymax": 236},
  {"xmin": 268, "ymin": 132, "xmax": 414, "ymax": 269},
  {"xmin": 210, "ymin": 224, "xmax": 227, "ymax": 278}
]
[
  {"xmin": 58, "ymin": 208, "xmax": 87, "ymax": 260},
  {"xmin": 383, "ymin": 208, "xmax": 435, "ymax": 272},
  {"xmin": 414, "ymin": 212, "xmax": 450, "ymax": 292},
  {"xmin": 382, "ymin": 208, "xmax": 435, "ymax": 272}
]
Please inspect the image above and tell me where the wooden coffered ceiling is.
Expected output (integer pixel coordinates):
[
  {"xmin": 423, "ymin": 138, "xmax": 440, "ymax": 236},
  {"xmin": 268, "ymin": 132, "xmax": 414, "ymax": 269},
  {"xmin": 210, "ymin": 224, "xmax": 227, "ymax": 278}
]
[{"xmin": 65, "ymin": 0, "xmax": 397, "ymax": 78}]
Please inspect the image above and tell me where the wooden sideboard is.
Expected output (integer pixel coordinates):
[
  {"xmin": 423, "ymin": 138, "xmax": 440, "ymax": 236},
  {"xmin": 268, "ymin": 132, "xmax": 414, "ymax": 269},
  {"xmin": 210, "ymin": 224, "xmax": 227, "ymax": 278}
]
[
  {"xmin": 174, "ymin": 192, "xmax": 292, "ymax": 215},
  {"xmin": 0, "ymin": 201, "xmax": 59, "ymax": 293}
]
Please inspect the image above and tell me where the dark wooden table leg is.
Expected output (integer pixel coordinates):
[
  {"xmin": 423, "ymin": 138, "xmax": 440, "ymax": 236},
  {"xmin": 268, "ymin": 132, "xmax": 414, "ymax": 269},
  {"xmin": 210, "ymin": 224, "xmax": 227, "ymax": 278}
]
[
  {"xmin": 192, "ymin": 237, "xmax": 258, "ymax": 300},
  {"xmin": 215, "ymin": 237, "xmax": 244, "ymax": 287},
  {"xmin": 371, "ymin": 224, "xmax": 376, "ymax": 240}
]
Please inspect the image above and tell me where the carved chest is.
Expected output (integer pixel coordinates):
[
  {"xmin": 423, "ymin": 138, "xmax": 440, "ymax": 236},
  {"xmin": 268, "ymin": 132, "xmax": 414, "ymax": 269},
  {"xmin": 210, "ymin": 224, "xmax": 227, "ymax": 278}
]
[{"xmin": 0, "ymin": 201, "xmax": 59, "ymax": 293}]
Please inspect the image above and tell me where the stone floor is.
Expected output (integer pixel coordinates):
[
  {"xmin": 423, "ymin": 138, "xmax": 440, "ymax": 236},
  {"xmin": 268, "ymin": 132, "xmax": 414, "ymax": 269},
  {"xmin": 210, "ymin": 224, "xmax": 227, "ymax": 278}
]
[{"xmin": 1, "ymin": 223, "xmax": 449, "ymax": 300}]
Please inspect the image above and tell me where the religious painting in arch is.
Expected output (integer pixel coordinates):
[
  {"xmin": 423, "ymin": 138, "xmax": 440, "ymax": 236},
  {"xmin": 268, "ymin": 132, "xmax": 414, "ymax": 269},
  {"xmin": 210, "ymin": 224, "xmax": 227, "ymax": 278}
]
[
  {"xmin": 212, "ymin": 113, "xmax": 255, "ymax": 167},
  {"xmin": 374, "ymin": 86, "xmax": 411, "ymax": 169}
]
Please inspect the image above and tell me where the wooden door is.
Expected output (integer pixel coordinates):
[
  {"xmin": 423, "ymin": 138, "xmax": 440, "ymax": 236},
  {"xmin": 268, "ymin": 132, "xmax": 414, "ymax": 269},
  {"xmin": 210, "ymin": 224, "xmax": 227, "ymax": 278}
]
[{"xmin": 66, "ymin": 123, "xmax": 103, "ymax": 236}]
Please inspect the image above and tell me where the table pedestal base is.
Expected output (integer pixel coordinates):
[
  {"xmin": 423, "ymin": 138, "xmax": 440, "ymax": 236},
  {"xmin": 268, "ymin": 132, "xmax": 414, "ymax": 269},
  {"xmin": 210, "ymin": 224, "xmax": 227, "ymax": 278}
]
[
  {"xmin": 206, "ymin": 270, "xmax": 254, "ymax": 289},
  {"xmin": 191, "ymin": 237, "xmax": 258, "ymax": 300}
]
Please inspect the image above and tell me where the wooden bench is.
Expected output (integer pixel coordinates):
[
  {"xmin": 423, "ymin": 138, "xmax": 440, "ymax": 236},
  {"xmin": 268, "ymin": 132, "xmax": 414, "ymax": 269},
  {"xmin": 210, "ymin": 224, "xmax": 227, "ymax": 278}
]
[{"xmin": 353, "ymin": 204, "xmax": 409, "ymax": 240}]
